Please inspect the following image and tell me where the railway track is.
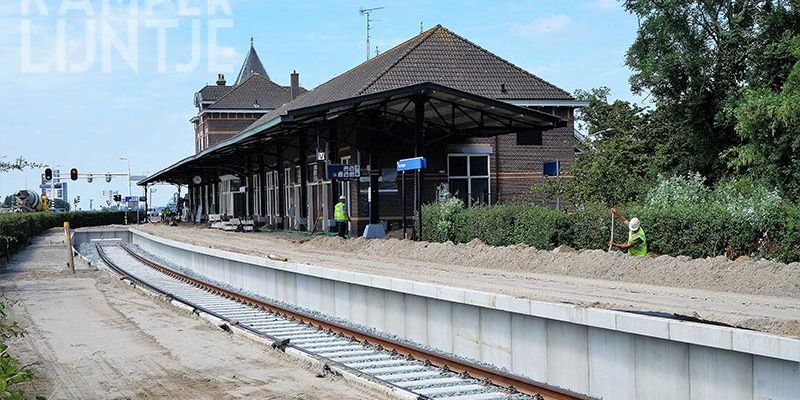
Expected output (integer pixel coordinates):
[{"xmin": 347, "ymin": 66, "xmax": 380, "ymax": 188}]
[{"xmin": 94, "ymin": 243, "xmax": 588, "ymax": 400}]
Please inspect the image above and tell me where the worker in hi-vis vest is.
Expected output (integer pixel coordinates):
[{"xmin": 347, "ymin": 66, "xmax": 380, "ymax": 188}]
[
  {"xmin": 334, "ymin": 195, "xmax": 351, "ymax": 238},
  {"xmin": 609, "ymin": 208, "xmax": 647, "ymax": 256}
]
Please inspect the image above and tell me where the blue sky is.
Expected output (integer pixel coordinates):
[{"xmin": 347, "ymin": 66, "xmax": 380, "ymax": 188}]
[{"xmin": 0, "ymin": 0, "xmax": 639, "ymax": 208}]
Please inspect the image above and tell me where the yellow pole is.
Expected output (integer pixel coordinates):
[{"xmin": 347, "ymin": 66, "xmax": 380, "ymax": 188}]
[{"xmin": 64, "ymin": 222, "xmax": 75, "ymax": 274}]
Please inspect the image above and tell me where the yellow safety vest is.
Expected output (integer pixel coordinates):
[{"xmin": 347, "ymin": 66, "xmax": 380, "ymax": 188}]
[
  {"xmin": 334, "ymin": 202, "xmax": 347, "ymax": 221},
  {"xmin": 628, "ymin": 227, "xmax": 647, "ymax": 256}
]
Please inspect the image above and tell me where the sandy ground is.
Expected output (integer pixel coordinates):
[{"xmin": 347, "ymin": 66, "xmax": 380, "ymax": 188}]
[
  {"xmin": 135, "ymin": 223, "xmax": 800, "ymax": 339},
  {"xmin": 0, "ymin": 230, "xmax": 391, "ymax": 400}
]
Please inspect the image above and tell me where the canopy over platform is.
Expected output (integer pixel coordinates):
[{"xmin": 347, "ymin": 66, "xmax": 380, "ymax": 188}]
[{"xmin": 139, "ymin": 81, "xmax": 564, "ymax": 186}]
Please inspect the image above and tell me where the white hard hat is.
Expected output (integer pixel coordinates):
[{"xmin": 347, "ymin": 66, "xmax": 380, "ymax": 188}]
[
  {"xmin": 339, "ymin": 195, "xmax": 346, "ymax": 200},
  {"xmin": 629, "ymin": 217, "xmax": 640, "ymax": 232}
]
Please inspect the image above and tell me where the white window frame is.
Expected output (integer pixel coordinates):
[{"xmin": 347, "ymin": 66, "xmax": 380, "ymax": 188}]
[{"xmin": 447, "ymin": 153, "xmax": 492, "ymax": 207}]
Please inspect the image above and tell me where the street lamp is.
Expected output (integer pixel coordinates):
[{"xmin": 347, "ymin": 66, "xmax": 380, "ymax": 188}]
[
  {"xmin": 120, "ymin": 157, "xmax": 133, "ymax": 224},
  {"xmin": 119, "ymin": 157, "xmax": 131, "ymax": 197}
]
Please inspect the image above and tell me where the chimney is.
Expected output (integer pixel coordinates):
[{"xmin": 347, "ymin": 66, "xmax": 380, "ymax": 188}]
[
  {"xmin": 216, "ymin": 73, "xmax": 226, "ymax": 86},
  {"xmin": 290, "ymin": 70, "xmax": 300, "ymax": 100}
]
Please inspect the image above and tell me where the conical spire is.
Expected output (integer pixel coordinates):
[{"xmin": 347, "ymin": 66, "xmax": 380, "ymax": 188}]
[{"xmin": 235, "ymin": 38, "xmax": 269, "ymax": 85}]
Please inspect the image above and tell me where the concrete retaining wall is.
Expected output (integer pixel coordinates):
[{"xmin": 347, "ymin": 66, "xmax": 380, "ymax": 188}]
[{"xmin": 78, "ymin": 228, "xmax": 800, "ymax": 400}]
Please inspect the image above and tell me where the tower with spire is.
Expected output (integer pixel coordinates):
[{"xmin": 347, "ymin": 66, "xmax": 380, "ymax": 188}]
[{"xmin": 191, "ymin": 39, "xmax": 304, "ymax": 153}]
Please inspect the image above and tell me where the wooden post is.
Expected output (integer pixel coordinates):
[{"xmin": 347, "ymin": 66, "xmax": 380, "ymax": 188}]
[{"xmin": 64, "ymin": 222, "xmax": 75, "ymax": 274}]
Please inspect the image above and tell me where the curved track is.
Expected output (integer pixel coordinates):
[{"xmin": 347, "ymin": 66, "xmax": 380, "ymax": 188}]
[{"xmin": 95, "ymin": 243, "xmax": 588, "ymax": 400}]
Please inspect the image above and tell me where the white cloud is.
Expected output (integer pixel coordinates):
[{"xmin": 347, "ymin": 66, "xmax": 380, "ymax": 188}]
[{"xmin": 512, "ymin": 14, "xmax": 571, "ymax": 36}]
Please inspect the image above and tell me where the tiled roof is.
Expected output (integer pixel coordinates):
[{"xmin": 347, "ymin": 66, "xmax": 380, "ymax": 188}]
[
  {"xmin": 246, "ymin": 25, "xmax": 574, "ymax": 130},
  {"xmin": 235, "ymin": 44, "xmax": 269, "ymax": 85},
  {"xmin": 207, "ymin": 75, "xmax": 294, "ymax": 110},
  {"xmin": 197, "ymin": 85, "xmax": 233, "ymax": 103}
]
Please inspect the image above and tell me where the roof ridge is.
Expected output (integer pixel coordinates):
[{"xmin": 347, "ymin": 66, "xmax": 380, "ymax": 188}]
[
  {"xmin": 358, "ymin": 25, "xmax": 442, "ymax": 95},
  {"xmin": 440, "ymin": 26, "xmax": 573, "ymax": 99},
  {"xmin": 207, "ymin": 74, "xmax": 271, "ymax": 108}
]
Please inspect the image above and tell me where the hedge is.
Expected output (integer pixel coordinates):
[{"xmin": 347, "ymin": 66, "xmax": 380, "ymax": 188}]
[
  {"xmin": 0, "ymin": 211, "xmax": 135, "ymax": 257},
  {"xmin": 421, "ymin": 203, "xmax": 800, "ymax": 263}
]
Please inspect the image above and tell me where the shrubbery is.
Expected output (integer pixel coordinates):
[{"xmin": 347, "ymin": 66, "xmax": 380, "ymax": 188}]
[
  {"xmin": 0, "ymin": 211, "xmax": 134, "ymax": 257},
  {"xmin": 421, "ymin": 183, "xmax": 800, "ymax": 263}
]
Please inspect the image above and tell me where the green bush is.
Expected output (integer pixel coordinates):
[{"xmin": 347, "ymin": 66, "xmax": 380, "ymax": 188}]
[
  {"xmin": 0, "ymin": 211, "xmax": 134, "ymax": 257},
  {"xmin": 421, "ymin": 201, "xmax": 800, "ymax": 262}
]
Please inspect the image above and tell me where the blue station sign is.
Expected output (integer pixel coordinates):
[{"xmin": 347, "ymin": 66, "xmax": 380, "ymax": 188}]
[{"xmin": 396, "ymin": 157, "xmax": 427, "ymax": 172}]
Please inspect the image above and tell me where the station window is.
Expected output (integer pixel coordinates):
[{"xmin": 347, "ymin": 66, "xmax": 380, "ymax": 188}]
[
  {"xmin": 516, "ymin": 132, "xmax": 543, "ymax": 146},
  {"xmin": 447, "ymin": 154, "xmax": 491, "ymax": 206},
  {"xmin": 379, "ymin": 168, "xmax": 398, "ymax": 193}
]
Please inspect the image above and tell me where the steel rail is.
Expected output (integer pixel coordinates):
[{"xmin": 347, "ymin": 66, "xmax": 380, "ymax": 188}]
[{"xmin": 107, "ymin": 243, "xmax": 589, "ymax": 400}]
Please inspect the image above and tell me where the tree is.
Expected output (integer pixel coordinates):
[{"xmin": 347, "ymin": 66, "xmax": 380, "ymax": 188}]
[
  {"xmin": 0, "ymin": 156, "xmax": 46, "ymax": 173},
  {"xmin": 623, "ymin": 0, "xmax": 800, "ymax": 182},
  {"xmin": 553, "ymin": 87, "xmax": 676, "ymax": 206},
  {"xmin": 2, "ymin": 195, "xmax": 13, "ymax": 208},
  {"xmin": 733, "ymin": 37, "xmax": 800, "ymax": 199},
  {"xmin": 50, "ymin": 198, "xmax": 71, "ymax": 211}
]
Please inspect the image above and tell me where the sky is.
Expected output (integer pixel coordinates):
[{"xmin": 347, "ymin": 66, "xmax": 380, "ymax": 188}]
[{"xmin": 0, "ymin": 0, "xmax": 640, "ymax": 209}]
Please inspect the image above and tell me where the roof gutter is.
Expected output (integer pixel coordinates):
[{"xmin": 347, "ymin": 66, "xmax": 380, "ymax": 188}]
[{"xmin": 503, "ymin": 99, "xmax": 590, "ymax": 108}]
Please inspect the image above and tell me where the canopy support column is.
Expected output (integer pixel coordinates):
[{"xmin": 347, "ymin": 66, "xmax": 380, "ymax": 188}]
[
  {"xmin": 245, "ymin": 157, "xmax": 252, "ymax": 219},
  {"xmin": 276, "ymin": 145, "xmax": 286, "ymax": 230},
  {"xmin": 259, "ymin": 155, "xmax": 266, "ymax": 220},
  {"xmin": 298, "ymin": 131, "xmax": 309, "ymax": 231},
  {"xmin": 413, "ymin": 95, "xmax": 427, "ymax": 241}
]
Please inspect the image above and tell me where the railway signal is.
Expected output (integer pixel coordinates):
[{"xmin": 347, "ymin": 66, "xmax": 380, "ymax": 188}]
[
  {"xmin": 70, "ymin": 168, "xmax": 78, "ymax": 181},
  {"xmin": 44, "ymin": 168, "xmax": 53, "ymax": 181}
]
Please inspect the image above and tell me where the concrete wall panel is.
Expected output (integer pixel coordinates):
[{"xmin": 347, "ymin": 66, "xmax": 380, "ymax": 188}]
[
  {"xmin": 295, "ymin": 274, "xmax": 310, "ymax": 309},
  {"xmin": 320, "ymin": 279, "xmax": 336, "ymax": 316},
  {"xmin": 405, "ymin": 294, "xmax": 428, "ymax": 344},
  {"xmin": 689, "ymin": 345, "xmax": 752, "ymax": 400},
  {"xmin": 588, "ymin": 328, "xmax": 635, "ymax": 400},
  {"xmin": 283, "ymin": 271, "xmax": 296, "ymax": 304},
  {"xmin": 452, "ymin": 303, "xmax": 481, "ymax": 361},
  {"xmin": 546, "ymin": 320, "xmax": 589, "ymax": 393},
  {"xmin": 305, "ymin": 276, "xmax": 323, "ymax": 312},
  {"xmin": 256, "ymin": 265, "xmax": 267, "ymax": 297},
  {"xmin": 634, "ymin": 335, "xmax": 689, "ymax": 400},
  {"xmin": 349, "ymin": 285, "xmax": 367, "ymax": 325},
  {"xmin": 384, "ymin": 291, "xmax": 405, "ymax": 337},
  {"xmin": 334, "ymin": 281, "xmax": 351, "ymax": 320},
  {"xmin": 480, "ymin": 308, "xmax": 512, "ymax": 370},
  {"xmin": 510, "ymin": 314, "xmax": 547, "ymax": 381},
  {"xmin": 365, "ymin": 288, "xmax": 386, "ymax": 331},
  {"xmin": 427, "ymin": 299, "xmax": 453, "ymax": 353},
  {"xmin": 265, "ymin": 268, "xmax": 277, "ymax": 298},
  {"xmin": 753, "ymin": 356, "xmax": 800, "ymax": 400}
]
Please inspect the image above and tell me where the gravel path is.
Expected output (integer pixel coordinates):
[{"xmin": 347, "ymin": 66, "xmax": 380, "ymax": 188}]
[
  {"xmin": 0, "ymin": 229, "xmax": 391, "ymax": 400},
  {"xmin": 135, "ymin": 224, "xmax": 800, "ymax": 339}
]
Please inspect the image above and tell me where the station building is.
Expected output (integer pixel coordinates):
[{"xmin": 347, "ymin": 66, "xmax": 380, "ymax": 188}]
[{"xmin": 141, "ymin": 25, "xmax": 586, "ymax": 236}]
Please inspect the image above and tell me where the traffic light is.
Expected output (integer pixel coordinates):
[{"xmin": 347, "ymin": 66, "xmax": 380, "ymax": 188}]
[
  {"xmin": 70, "ymin": 168, "xmax": 78, "ymax": 181},
  {"xmin": 113, "ymin": 194, "xmax": 122, "ymax": 202},
  {"xmin": 44, "ymin": 168, "xmax": 52, "ymax": 181}
]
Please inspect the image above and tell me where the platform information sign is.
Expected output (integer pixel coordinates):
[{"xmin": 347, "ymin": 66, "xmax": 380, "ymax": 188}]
[
  {"xmin": 396, "ymin": 157, "xmax": 427, "ymax": 172},
  {"xmin": 327, "ymin": 164, "xmax": 361, "ymax": 180}
]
